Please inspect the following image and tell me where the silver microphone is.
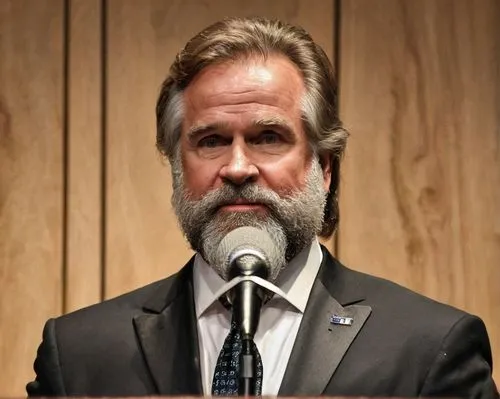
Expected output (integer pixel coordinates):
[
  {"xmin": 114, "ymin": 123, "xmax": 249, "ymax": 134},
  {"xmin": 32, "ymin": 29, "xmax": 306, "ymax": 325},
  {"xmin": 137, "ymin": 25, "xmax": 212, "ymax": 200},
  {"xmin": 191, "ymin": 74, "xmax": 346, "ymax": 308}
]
[
  {"xmin": 217, "ymin": 226, "xmax": 278, "ymax": 396},
  {"xmin": 217, "ymin": 226, "xmax": 278, "ymax": 338}
]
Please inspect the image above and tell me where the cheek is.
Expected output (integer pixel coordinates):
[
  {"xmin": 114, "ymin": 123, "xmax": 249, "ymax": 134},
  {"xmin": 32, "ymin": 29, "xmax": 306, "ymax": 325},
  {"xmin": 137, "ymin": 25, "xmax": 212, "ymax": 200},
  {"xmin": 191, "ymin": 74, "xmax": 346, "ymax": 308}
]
[
  {"xmin": 259, "ymin": 159, "xmax": 310, "ymax": 194},
  {"xmin": 181, "ymin": 158, "xmax": 221, "ymax": 198}
]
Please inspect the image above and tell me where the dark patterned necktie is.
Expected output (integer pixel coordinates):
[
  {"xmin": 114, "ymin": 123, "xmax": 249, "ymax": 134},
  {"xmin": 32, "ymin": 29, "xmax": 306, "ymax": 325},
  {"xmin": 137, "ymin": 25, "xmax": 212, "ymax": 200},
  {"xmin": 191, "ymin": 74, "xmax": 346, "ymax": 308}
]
[{"xmin": 211, "ymin": 319, "xmax": 263, "ymax": 396}]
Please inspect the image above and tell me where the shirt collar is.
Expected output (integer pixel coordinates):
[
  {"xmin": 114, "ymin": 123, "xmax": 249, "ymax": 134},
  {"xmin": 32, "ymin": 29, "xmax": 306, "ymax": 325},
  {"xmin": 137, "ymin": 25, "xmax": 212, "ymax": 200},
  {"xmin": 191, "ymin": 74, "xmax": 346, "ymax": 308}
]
[{"xmin": 193, "ymin": 238, "xmax": 323, "ymax": 318}]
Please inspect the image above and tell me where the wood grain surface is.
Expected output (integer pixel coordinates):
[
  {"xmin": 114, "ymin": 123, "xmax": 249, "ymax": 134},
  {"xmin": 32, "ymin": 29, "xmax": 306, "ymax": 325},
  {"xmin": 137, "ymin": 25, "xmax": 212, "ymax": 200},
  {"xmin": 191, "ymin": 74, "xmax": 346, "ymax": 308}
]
[
  {"xmin": 0, "ymin": 0, "xmax": 64, "ymax": 395},
  {"xmin": 65, "ymin": 0, "xmax": 102, "ymax": 312},
  {"xmin": 105, "ymin": 0, "xmax": 335, "ymax": 299},
  {"xmin": 338, "ymin": 0, "xmax": 500, "ymax": 383}
]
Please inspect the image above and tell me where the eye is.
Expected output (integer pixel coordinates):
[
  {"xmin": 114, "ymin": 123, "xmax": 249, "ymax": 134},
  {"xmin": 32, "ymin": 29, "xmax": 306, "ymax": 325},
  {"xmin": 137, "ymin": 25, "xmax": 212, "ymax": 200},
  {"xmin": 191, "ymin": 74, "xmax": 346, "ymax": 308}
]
[
  {"xmin": 198, "ymin": 134, "xmax": 227, "ymax": 148},
  {"xmin": 254, "ymin": 131, "xmax": 282, "ymax": 145},
  {"xmin": 195, "ymin": 134, "xmax": 229, "ymax": 159}
]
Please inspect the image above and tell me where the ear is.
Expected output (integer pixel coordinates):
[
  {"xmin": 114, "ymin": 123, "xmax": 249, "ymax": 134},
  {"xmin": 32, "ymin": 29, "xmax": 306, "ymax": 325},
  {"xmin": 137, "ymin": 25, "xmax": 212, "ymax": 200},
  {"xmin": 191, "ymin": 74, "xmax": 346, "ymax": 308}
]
[{"xmin": 319, "ymin": 152, "xmax": 332, "ymax": 192}]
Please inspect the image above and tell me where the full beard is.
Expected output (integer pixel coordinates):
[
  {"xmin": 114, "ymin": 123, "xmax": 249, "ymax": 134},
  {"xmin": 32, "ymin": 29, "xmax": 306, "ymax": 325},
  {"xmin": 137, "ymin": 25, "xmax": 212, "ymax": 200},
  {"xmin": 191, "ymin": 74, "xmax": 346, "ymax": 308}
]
[{"xmin": 171, "ymin": 156, "xmax": 328, "ymax": 282}]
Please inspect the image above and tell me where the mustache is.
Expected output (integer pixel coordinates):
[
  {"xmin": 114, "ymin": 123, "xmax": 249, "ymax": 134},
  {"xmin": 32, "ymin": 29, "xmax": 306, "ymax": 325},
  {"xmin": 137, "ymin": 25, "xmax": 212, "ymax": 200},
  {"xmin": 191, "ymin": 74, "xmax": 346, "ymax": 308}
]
[{"xmin": 188, "ymin": 182, "xmax": 284, "ymax": 215}]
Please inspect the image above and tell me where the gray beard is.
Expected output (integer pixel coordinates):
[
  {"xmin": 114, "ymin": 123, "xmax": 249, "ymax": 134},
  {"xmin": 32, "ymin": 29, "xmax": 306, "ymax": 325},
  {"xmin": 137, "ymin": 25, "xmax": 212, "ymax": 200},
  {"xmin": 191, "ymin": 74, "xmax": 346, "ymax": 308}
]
[{"xmin": 171, "ymin": 156, "xmax": 327, "ymax": 282}]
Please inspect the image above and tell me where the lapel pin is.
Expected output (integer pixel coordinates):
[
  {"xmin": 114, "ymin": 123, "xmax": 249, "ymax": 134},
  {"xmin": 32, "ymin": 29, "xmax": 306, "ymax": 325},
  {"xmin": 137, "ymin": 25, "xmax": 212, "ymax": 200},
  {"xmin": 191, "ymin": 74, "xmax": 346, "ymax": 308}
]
[{"xmin": 330, "ymin": 314, "xmax": 354, "ymax": 326}]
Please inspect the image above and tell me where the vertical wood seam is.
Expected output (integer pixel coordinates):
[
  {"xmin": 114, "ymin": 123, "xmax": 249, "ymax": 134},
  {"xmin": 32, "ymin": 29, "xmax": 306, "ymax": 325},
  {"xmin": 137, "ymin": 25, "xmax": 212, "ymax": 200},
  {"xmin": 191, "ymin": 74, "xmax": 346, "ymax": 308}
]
[
  {"xmin": 100, "ymin": 0, "xmax": 107, "ymax": 303},
  {"xmin": 62, "ymin": 0, "xmax": 70, "ymax": 314}
]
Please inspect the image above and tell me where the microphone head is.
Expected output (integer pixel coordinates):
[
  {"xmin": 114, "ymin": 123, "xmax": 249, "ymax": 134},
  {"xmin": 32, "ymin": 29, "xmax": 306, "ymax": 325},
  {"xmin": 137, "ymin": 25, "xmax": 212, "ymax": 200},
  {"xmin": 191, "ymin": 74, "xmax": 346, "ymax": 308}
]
[{"xmin": 217, "ymin": 226, "xmax": 282, "ymax": 282}]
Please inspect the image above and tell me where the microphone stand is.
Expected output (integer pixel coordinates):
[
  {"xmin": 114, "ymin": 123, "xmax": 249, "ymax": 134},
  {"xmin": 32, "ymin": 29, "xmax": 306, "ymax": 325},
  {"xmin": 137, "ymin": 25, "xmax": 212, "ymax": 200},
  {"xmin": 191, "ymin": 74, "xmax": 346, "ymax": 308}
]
[
  {"xmin": 231, "ymin": 279, "xmax": 265, "ymax": 396},
  {"xmin": 228, "ymin": 253, "xmax": 268, "ymax": 396}
]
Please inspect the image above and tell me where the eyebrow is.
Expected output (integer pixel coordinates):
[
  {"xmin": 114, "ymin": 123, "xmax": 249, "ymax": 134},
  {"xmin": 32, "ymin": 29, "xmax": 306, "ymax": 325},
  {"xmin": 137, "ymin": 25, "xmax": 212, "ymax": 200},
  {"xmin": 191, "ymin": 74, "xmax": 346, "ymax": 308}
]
[
  {"xmin": 252, "ymin": 116, "xmax": 292, "ymax": 130},
  {"xmin": 186, "ymin": 117, "xmax": 295, "ymax": 141},
  {"xmin": 187, "ymin": 122, "xmax": 230, "ymax": 141},
  {"xmin": 252, "ymin": 117, "xmax": 295, "ymax": 140}
]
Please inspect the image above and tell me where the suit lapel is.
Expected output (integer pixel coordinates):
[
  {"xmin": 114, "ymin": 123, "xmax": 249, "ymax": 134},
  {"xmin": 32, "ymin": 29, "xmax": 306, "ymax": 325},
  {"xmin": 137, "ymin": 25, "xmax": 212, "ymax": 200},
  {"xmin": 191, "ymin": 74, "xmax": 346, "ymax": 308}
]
[
  {"xmin": 279, "ymin": 248, "xmax": 372, "ymax": 396},
  {"xmin": 133, "ymin": 260, "xmax": 203, "ymax": 395}
]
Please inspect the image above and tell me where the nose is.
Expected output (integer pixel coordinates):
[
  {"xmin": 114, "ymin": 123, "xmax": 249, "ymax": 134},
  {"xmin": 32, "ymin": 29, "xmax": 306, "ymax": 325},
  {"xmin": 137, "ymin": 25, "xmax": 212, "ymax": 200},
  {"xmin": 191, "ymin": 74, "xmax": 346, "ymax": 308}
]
[{"xmin": 219, "ymin": 142, "xmax": 259, "ymax": 185}]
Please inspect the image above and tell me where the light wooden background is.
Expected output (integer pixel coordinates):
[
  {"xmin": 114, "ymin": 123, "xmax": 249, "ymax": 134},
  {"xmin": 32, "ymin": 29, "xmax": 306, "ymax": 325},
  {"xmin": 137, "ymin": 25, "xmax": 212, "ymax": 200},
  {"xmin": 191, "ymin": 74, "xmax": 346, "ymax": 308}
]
[{"xmin": 0, "ymin": 0, "xmax": 498, "ymax": 395}]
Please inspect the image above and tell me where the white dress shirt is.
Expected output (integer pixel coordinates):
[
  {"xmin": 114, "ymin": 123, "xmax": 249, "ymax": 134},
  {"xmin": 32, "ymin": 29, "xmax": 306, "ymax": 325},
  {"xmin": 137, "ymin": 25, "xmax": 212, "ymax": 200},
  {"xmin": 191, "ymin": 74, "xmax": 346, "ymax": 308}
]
[{"xmin": 193, "ymin": 238, "xmax": 323, "ymax": 396}]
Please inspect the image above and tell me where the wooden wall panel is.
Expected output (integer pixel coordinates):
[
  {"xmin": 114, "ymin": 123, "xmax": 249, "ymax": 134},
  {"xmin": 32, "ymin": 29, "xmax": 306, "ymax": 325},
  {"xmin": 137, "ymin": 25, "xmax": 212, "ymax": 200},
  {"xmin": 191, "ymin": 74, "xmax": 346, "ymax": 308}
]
[
  {"xmin": 0, "ymin": 0, "xmax": 64, "ymax": 395},
  {"xmin": 105, "ymin": 0, "xmax": 336, "ymax": 299},
  {"xmin": 66, "ymin": 0, "xmax": 102, "ymax": 312},
  {"xmin": 338, "ymin": 0, "xmax": 500, "ymax": 383}
]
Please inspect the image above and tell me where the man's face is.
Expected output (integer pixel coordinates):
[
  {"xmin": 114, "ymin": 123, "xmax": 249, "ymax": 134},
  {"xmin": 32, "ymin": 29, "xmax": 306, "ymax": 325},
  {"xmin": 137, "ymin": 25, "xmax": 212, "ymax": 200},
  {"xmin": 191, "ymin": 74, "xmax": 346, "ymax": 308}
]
[
  {"xmin": 172, "ymin": 55, "xmax": 331, "ymax": 280},
  {"xmin": 180, "ymin": 55, "xmax": 330, "ymax": 202}
]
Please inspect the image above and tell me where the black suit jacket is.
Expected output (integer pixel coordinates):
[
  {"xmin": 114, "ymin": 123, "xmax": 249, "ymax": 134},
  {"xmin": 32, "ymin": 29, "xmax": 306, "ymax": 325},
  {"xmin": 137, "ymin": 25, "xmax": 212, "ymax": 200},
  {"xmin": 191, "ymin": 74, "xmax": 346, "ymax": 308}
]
[{"xmin": 27, "ymin": 248, "xmax": 498, "ymax": 397}]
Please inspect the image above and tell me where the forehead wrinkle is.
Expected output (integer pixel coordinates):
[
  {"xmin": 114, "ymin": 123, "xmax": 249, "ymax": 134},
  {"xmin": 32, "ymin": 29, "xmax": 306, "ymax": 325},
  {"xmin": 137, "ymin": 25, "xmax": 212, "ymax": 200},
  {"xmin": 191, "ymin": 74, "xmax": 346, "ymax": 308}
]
[{"xmin": 203, "ymin": 90, "xmax": 288, "ymax": 108}]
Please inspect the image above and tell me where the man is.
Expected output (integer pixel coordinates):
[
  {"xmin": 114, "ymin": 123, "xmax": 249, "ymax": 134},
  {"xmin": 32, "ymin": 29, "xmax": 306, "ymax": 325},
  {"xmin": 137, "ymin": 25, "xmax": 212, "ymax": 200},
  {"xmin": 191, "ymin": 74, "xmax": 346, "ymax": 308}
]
[{"xmin": 27, "ymin": 17, "xmax": 498, "ymax": 398}]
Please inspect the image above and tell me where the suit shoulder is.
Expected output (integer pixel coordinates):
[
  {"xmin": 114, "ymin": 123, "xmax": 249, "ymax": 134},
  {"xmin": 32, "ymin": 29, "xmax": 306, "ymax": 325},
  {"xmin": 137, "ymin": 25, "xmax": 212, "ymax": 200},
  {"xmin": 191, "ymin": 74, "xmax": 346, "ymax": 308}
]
[
  {"xmin": 320, "ymin": 252, "xmax": 496, "ymax": 396},
  {"xmin": 323, "ymin": 252, "xmax": 473, "ymax": 331},
  {"xmin": 56, "ymin": 264, "xmax": 191, "ymax": 327},
  {"xmin": 347, "ymin": 264, "xmax": 466, "ymax": 318},
  {"xmin": 343, "ymin": 267, "xmax": 496, "ymax": 396}
]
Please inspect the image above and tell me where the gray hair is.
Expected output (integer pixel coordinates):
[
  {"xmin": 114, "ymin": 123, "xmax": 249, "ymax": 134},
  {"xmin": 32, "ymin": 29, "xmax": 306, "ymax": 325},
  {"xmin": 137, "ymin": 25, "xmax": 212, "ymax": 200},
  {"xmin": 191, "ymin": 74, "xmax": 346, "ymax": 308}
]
[{"xmin": 156, "ymin": 16, "xmax": 348, "ymax": 237}]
